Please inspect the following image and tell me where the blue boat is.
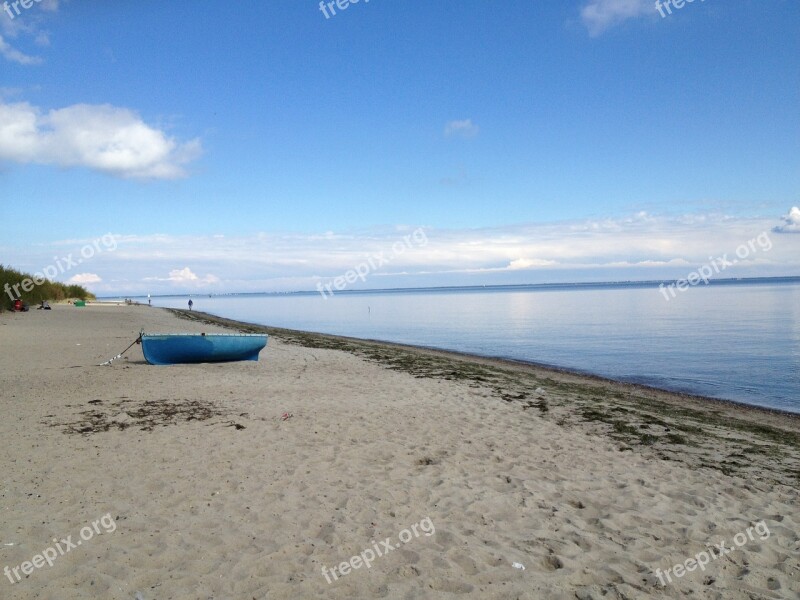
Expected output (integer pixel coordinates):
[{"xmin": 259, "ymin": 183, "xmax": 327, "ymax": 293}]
[{"xmin": 140, "ymin": 332, "xmax": 268, "ymax": 365}]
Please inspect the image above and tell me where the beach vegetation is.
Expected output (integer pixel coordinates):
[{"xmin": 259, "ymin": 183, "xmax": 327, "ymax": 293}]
[{"xmin": 0, "ymin": 264, "xmax": 94, "ymax": 310}]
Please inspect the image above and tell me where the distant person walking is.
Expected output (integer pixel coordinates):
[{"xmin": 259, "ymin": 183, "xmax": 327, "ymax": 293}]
[{"xmin": 188, "ymin": 299, "xmax": 193, "ymax": 311}]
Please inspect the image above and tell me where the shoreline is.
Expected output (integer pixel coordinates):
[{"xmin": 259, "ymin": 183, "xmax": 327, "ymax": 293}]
[
  {"xmin": 167, "ymin": 307, "xmax": 800, "ymax": 420},
  {"xmin": 168, "ymin": 307, "xmax": 799, "ymax": 489}
]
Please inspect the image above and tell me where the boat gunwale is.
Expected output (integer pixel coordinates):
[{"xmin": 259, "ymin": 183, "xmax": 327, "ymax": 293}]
[{"xmin": 142, "ymin": 333, "xmax": 267, "ymax": 338}]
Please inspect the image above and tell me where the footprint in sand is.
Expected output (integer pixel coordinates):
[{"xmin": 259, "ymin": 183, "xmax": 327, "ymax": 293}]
[
  {"xmin": 542, "ymin": 554, "xmax": 564, "ymax": 571},
  {"xmin": 428, "ymin": 577, "xmax": 474, "ymax": 594}
]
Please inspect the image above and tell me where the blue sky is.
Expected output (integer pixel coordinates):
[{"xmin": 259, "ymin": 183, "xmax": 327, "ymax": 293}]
[{"xmin": 1, "ymin": 0, "xmax": 798, "ymax": 295}]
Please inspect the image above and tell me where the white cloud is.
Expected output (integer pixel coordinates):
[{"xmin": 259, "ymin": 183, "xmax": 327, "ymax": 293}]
[
  {"xmin": 143, "ymin": 267, "xmax": 219, "ymax": 286},
  {"xmin": 580, "ymin": 0, "xmax": 651, "ymax": 36},
  {"xmin": 773, "ymin": 206, "xmax": 800, "ymax": 234},
  {"xmin": 67, "ymin": 273, "xmax": 102, "ymax": 284},
  {"xmin": 0, "ymin": 101, "xmax": 202, "ymax": 179},
  {"xmin": 167, "ymin": 267, "xmax": 217, "ymax": 284},
  {"xmin": 444, "ymin": 119, "xmax": 479, "ymax": 138},
  {"xmin": 507, "ymin": 258, "xmax": 558, "ymax": 270}
]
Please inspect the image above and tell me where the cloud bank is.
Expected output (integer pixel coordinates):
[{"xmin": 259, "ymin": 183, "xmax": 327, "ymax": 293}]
[{"xmin": 6, "ymin": 212, "xmax": 797, "ymax": 296}]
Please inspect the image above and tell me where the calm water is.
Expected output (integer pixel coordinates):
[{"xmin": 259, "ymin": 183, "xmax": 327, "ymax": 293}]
[{"xmin": 143, "ymin": 282, "xmax": 800, "ymax": 413}]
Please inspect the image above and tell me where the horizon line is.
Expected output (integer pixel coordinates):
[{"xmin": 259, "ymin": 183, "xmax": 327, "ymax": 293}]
[{"xmin": 96, "ymin": 274, "xmax": 800, "ymax": 299}]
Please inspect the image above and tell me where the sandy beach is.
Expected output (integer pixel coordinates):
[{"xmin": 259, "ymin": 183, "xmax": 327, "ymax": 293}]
[{"xmin": 0, "ymin": 304, "xmax": 798, "ymax": 599}]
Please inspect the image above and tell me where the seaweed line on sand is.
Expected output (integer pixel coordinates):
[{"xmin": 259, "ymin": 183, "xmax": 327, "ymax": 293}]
[
  {"xmin": 44, "ymin": 396, "xmax": 246, "ymax": 434},
  {"xmin": 167, "ymin": 308, "xmax": 800, "ymax": 488}
]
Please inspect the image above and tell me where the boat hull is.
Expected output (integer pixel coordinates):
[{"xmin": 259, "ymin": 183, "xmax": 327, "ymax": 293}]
[{"xmin": 141, "ymin": 333, "xmax": 268, "ymax": 365}]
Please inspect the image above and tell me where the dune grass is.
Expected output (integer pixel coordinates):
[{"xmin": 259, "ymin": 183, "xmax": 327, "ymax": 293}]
[{"xmin": 0, "ymin": 264, "xmax": 94, "ymax": 310}]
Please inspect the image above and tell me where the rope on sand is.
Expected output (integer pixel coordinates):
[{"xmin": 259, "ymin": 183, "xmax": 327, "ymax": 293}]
[{"xmin": 99, "ymin": 332, "xmax": 143, "ymax": 366}]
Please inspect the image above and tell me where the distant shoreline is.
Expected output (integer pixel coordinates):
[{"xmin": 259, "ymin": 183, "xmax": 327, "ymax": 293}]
[{"xmin": 98, "ymin": 274, "xmax": 800, "ymax": 300}]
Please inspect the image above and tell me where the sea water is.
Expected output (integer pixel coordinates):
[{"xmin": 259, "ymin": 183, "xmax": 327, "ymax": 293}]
[{"xmin": 139, "ymin": 281, "xmax": 800, "ymax": 413}]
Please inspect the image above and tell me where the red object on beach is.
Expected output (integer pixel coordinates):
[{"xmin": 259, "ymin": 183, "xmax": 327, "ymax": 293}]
[
  {"xmin": 13, "ymin": 299, "xmax": 22, "ymax": 312},
  {"xmin": 281, "ymin": 412, "xmax": 292, "ymax": 421}
]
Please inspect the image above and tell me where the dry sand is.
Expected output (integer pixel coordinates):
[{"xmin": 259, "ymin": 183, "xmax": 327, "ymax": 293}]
[{"xmin": 0, "ymin": 304, "xmax": 798, "ymax": 599}]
